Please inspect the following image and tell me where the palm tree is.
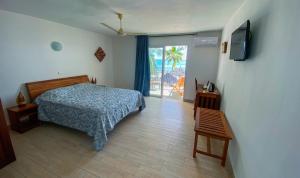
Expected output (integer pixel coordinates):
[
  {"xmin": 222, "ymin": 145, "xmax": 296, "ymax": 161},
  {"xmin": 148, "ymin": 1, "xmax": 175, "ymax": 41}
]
[
  {"xmin": 149, "ymin": 53, "xmax": 156, "ymax": 74},
  {"xmin": 165, "ymin": 46, "xmax": 184, "ymax": 70}
]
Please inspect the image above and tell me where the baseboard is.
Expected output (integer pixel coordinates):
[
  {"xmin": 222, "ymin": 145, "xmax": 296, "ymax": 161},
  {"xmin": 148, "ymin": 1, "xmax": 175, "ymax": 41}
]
[
  {"xmin": 183, "ymin": 99, "xmax": 194, "ymax": 103},
  {"xmin": 225, "ymin": 155, "xmax": 235, "ymax": 178}
]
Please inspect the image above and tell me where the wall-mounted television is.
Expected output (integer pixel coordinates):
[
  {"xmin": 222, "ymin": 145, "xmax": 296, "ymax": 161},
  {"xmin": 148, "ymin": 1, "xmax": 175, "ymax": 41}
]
[{"xmin": 230, "ymin": 20, "xmax": 250, "ymax": 61}]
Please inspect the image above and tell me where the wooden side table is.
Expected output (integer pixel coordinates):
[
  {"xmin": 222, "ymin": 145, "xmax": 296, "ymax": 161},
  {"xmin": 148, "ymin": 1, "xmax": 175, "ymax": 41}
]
[
  {"xmin": 194, "ymin": 85, "xmax": 221, "ymax": 117},
  {"xmin": 7, "ymin": 104, "xmax": 40, "ymax": 133},
  {"xmin": 193, "ymin": 108, "xmax": 233, "ymax": 166},
  {"xmin": 0, "ymin": 99, "xmax": 16, "ymax": 168}
]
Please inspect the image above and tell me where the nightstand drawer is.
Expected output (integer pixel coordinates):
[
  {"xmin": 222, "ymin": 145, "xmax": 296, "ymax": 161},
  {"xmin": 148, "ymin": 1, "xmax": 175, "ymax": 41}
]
[{"xmin": 15, "ymin": 109, "xmax": 37, "ymax": 118}]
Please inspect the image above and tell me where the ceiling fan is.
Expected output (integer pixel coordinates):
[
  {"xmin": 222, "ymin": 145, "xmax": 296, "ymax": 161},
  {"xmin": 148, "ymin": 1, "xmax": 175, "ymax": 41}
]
[{"xmin": 101, "ymin": 12, "xmax": 146, "ymax": 36}]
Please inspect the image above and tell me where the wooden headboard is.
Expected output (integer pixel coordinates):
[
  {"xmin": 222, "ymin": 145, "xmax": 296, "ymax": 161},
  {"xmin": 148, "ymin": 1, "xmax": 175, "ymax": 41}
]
[{"xmin": 26, "ymin": 75, "xmax": 89, "ymax": 101}]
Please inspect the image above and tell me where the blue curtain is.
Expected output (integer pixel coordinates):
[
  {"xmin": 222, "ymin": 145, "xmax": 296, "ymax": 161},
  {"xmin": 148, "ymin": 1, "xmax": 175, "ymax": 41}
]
[{"xmin": 134, "ymin": 35, "xmax": 150, "ymax": 96}]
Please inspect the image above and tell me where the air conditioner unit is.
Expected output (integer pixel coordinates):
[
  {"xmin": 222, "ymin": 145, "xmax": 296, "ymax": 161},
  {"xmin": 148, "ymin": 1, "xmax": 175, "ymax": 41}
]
[{"xmin": 193, "ymin": 36, "xmax": 219, "ymax": 47}]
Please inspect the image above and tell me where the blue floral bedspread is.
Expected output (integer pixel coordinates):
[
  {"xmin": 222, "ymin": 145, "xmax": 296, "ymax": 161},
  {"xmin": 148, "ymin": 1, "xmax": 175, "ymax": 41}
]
[{"xmin": 35, "ymin": 83, "xmax": 145, "ymax": 151}]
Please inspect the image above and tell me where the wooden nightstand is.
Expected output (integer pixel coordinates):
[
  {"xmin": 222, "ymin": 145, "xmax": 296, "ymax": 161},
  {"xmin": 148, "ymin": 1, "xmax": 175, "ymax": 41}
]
[{"xmin": 7, "ymin": 104, "xmax": 40, "ymax": 133}]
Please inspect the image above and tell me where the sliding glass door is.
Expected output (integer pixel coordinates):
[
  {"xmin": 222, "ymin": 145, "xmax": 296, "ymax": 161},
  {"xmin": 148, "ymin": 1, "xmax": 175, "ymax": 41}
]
[
  {"xmin": 149, "ymin": 47, "xmax": 164, "ymax": 96},
  {"xmin": 149, "ymin": 45, "xmax": 188, "ymax": 99}
]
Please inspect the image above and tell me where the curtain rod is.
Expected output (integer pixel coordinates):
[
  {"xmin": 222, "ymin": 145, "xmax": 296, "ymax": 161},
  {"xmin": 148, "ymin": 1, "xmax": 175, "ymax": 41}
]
[{"xmin": 148, "ymin": 33, "xmax": 197, "ymax": 37}]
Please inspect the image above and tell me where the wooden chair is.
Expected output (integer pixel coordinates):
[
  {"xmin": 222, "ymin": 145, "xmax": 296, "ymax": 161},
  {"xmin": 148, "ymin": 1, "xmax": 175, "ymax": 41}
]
[
  {"xmin": 198, "ymin": 94, "xmax": 220, "ymax": 109},
  {"xmin": 170, "ymin": 76, "xmax": 185, "ymax": 96},
  {"xmin": 194, "ymin": 86, "xmax": 221, "ymax": 117}
]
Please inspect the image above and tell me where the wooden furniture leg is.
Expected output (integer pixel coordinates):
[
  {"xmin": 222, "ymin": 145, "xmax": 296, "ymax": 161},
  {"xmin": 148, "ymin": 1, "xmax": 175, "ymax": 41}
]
[
  {"xmin": 193, "ymin": 94, "xmax": 200, "ymax": 118},
  {"xmin": 193, "ymin": 133, "xmax": 198, "ymax": 158},
  {"xmin": 207, "ymin": 136, "xmax": 211, "ymax": 154},
  {"xmin": 221, "ymin": 140, "xmax": 229, "ymax": 166}
]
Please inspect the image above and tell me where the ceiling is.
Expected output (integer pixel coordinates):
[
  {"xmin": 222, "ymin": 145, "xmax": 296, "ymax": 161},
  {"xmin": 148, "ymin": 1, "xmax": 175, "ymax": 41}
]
[{"xmin": 0, "ymin": 0, "xmax": 244, "ymax": 36}]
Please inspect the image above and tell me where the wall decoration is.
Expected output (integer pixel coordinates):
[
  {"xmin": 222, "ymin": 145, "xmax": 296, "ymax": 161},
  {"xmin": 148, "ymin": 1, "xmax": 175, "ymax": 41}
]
[
  {"xmin": 51, "ymin": 41, "xmax": 63, "ymax": 51},
  {"xmin": 95, "ymin": 47, "xmax": 106, "ymax": 62},
  {"xmin": 221, "ymin": 42, "xmax": 228, "ymax": 53},
  {"xmin": 16, "ymin": 92, "xmax": 26, "ymax": 106}
]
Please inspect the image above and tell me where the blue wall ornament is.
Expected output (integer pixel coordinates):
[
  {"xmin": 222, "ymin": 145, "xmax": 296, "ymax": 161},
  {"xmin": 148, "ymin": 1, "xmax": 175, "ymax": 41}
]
[{"xmin": 51, "ymin": 41, "xmax": 63, "ymax": 51}]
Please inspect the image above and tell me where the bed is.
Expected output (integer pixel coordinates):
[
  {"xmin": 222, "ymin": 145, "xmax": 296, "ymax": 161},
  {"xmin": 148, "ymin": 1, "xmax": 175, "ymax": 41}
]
[{"xmin": 26, "ymin": 75, "xmax": 145, "ymax": 151}]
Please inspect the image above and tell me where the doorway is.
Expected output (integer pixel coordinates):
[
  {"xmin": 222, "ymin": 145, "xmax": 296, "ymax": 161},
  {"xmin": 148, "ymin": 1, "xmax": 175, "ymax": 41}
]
[{"xmin": 149, "ymin": 45, "xmax": 188, "ymax": 99}]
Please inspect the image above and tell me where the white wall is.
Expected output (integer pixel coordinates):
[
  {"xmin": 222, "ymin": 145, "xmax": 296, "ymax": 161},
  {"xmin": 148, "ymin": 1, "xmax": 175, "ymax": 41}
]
[
  {"xmin": 216, "ymin": 0, "xmax": 300, "ymax": 177},
  {"xmin": 0, "ymin": 10, "xmax": 114, "ymax": 120},
  {"xmin": 112, "ymin": 36, "xmax": 136, "ymax": 89},
  {"xmin": 112, "ymin": 32, "xmax": 221, "ymax": 101}
]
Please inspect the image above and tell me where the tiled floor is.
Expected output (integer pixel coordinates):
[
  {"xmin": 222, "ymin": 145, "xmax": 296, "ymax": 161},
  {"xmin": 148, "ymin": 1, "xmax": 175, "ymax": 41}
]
[{"xmin": 0, "ymin": 97, "xmax": 233, "ymax": 178}]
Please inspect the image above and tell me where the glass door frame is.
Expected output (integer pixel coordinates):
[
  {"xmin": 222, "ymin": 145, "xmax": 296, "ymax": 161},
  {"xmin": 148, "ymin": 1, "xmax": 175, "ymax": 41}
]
[
  {"xmin": 149, "ymin": 46, "xmax": 165, "ymax": 98},
  {"xmin": 149, "ymin": 44, "xmax": 188, "ymax": 98}
]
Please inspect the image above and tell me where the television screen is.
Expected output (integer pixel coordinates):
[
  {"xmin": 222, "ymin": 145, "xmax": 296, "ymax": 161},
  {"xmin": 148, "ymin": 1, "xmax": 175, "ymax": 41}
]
[{"xmin": 230, "ymin": 20, "xmax": 250, "ymax": 61}]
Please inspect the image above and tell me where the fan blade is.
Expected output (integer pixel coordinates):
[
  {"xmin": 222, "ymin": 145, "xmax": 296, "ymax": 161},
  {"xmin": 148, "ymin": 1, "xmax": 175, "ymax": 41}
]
[{"xmin": 100, "ymin": 23, "xmax": 119, "ymax": 33}]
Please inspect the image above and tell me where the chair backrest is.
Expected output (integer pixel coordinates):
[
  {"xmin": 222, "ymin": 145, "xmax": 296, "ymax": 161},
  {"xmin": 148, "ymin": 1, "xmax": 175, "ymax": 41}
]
[
  {"xmin": 178, "ymin": 77, "xmax": 185, "ymax": 87},
  {"xmin": 195, "ymin": 78, "xmax": 198, "ymax": 91},
  {"xmin": 198, "ymin": 95, "xmax": 221, "ymax": 110}
]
